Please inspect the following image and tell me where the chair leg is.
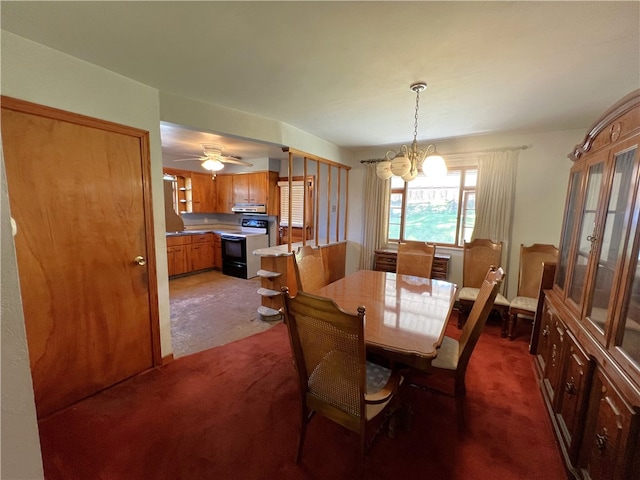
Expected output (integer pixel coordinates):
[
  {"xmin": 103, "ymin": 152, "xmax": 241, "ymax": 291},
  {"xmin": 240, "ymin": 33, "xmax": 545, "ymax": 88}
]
[
  {"xmin": 295, "ymin": 407, "xmax": 310, "ymax": 463},
  {"xmin": 508, "ymin": 312, "xmax": 517, "ymax": 340},
  {"xmin": 498, "ymin": 308, "xmax": 509, "ymax": 338},
  {"xmin": 457, "ymin": 303, "xmax": 470, "ymax": 329},
  {"xmin": 454, "ymin": 379, "xmax": 466, "ymax": 431}
]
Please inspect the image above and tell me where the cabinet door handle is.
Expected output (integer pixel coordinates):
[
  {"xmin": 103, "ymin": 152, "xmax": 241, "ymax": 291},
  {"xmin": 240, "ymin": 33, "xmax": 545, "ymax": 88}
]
[
  {"xmin": 542, "ymin": 325, "xmax": 550, "ymax": 337},
  {"xmin": 595, "ymin": 428, "xmax": 608, "ymax": 451},
  {"xmin": 134, "ymin": 255, "xmax": 147, "ymax": 266},
  {"xmin": 565, "ymin": 378, "xmax": 577, "ymax": 396}
]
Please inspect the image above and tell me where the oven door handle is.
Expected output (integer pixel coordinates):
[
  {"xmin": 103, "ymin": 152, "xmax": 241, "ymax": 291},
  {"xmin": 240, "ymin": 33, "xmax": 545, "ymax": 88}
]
[{"xmin": 221, "ymin": 236, "xmax": 244, "ymax": 242}]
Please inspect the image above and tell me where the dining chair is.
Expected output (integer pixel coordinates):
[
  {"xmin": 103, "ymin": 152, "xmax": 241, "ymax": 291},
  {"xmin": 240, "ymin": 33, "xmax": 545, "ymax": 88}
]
[
  {"xmin": 507, "ymin": 244, "xmax": 559, "ymax": 340},
  {"xmin": 457, "ymin": 238, "xmax": 510, "ymax": 331},
  {"xmin": 293, "ymin": 245, "xmax": 329, "ymax": 293},
  {"xmin": 281, "ymin": 287, "xmax": 401, "ymax": 463},
  {"xmin": 410, "ymin": 266, "xmax": 505, "ymax": 428},
  {"xmin": 396, "ymin": 241, "xmax": 436, "ymax": 278}
]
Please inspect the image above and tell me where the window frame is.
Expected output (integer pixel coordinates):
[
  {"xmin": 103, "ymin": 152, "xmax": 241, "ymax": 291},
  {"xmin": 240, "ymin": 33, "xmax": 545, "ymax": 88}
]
[{"xmin": 387, "ymin": 165, "xmax": 477, "ymax": 248}]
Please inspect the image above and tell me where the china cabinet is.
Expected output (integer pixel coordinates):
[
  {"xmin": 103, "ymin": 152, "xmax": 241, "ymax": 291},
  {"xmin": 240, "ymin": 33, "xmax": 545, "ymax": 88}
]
[{"xmin": 536, "ymin": 90, "xmax": 640, "ymax": 479}]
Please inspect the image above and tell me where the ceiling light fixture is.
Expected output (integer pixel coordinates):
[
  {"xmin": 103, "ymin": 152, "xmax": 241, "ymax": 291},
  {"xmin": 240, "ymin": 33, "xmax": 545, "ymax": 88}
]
[
  {"xmin": 377, "ymin": 82, "xmax": 447, "ymax": 181},
  {"xmin": 201, "ymin": 158, "xmax": 225, "ymax": 171}
]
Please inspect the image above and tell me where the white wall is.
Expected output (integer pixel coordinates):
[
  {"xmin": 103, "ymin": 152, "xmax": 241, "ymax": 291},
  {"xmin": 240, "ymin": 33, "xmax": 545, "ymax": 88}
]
[
  {"xmin": 351, "ymin": 128, "xmax": 585, "ymax": 297},
  {"xmin": 0, "ymin": 28, "xmax": 591, "ymax": 479},
  {"xmin": 0, "ymin": 31, "xmax": 171, "ymax": 478}
]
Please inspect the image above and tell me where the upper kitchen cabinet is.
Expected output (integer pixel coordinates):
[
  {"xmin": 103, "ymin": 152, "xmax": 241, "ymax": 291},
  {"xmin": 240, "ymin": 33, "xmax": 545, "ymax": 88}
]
[
  {"xmin": 164, "ymin": 168, "xmax": 192, "ymax": 214},
  {"xmin": 190, "ymin": 171, "xmax": 216, "ymax": 213},
  {"xmin": 231, "ymin": 171, "xmax": 279, "ymax": 214},
  {"xmin": 214, "ymin": 174, "xmax": 234, "ymax": 214}
]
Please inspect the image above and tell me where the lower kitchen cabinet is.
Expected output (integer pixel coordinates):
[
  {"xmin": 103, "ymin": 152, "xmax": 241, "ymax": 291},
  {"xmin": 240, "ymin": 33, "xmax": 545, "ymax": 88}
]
[
  {"xmin": 167, "ymin": 233, "xmax": 215, "ymax": 277},
  {"xmin": 189, "ymin": 233, "xmax": 215, "ymax": 271},
  {"xmin": 167, "ymin": 235, "xmax": 190, "ymax": 276},
  {"xmin": 213, "ymin": 233, "xmax": 222, "ymax": 270}
]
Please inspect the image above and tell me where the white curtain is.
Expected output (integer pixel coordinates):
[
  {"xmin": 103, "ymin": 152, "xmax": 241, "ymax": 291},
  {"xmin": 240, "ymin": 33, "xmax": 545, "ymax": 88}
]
[
  {"xmin": 472, "ymin": 149, "xmax": 519, "ymax": 295},
  {"xmin": 359, "ymin": 164, "xmax": 390, "ymax": 269}
]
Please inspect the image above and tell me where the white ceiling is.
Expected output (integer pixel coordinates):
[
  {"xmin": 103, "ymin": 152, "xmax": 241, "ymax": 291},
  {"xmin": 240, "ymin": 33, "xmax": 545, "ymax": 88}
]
[{"xmin": 2, "ymin": 1, "xmax": 639, "ymax": 168}]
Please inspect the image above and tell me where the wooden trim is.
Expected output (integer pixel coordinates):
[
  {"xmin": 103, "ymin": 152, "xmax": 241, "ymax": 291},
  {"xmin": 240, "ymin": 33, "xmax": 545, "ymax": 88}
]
[
  {"xmin": 1, "ymin": 96, "xmax": 149, "ymax": 138},
  {"xmin": 282, "ymin": 146, "xmax": 351, "ymax": 170},
  {"xmin": 162, "ymin": 354, "xmax": 174, "ymax": 364},
  {"xmin": 570, "ymin": 89, "xmax": 640, "ymax": 160}
]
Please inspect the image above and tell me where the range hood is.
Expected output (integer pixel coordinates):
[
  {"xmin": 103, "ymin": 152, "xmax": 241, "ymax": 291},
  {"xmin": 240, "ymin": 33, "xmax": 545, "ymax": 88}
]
[{"xmin": 231, "ymin": 203, "xmax": 267, "ymax": 214}]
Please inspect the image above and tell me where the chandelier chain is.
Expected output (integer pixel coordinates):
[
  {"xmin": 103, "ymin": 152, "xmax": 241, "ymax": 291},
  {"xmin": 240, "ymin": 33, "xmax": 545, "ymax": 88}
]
[{"xmin": 413, "ymin": 88, "xmax": 421, "ymax": 143}]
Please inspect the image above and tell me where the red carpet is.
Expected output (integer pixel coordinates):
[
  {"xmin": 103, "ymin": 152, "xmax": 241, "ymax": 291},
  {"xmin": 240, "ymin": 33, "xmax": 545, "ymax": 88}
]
[{"xmin": 38, "ymin": 313, "xmax": 566, "ymax": 479}]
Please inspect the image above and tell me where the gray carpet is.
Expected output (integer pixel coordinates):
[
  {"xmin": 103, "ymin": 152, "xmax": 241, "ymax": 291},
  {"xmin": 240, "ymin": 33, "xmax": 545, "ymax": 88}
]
[{"xmin": 169, "ymin": 270, "xmax": 279, "ymax": 357}]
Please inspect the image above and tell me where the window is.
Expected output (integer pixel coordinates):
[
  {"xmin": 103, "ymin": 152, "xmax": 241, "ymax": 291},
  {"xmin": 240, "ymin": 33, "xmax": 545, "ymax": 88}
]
[
  {"xmin": 278, "ymin": 179, "xmax": 314, "ymax": 228},
  {"xmin": 388, "ymin": 167, "xmax": 477, "ymax": 247}
]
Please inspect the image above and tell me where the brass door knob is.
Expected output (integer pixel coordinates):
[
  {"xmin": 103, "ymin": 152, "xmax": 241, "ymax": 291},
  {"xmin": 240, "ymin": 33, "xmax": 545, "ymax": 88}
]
[{"xmin": 134, "ymin": 256, "xmax": 146, "ymax": 266}]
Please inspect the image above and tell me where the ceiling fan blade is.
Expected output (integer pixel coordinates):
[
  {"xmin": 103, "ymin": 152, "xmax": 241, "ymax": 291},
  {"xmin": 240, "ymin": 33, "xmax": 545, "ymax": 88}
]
[
  {"xmin": 172, "ymin": 156, "xmax": 206, "ymax": 162},
  {"xmin": 221, "ymin": 157, "xmax": 253, "ymax": 167}
]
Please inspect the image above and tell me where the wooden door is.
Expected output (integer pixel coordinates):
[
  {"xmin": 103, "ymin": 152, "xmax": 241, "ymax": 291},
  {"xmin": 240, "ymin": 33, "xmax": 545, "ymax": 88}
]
[{"xmin": 1, "ymin": 97, "xmax": 160, "ymax": 418}]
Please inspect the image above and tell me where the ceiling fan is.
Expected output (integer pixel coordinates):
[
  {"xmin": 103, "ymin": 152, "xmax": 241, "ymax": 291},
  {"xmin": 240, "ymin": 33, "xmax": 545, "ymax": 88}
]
[{"xmin": 172, "ymin": 143, "xmax": 253, "ymax": 171}]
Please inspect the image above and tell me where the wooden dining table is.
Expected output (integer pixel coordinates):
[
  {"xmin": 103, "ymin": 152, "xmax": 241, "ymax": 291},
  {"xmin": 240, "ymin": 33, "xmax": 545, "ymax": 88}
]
[{"xmin": 313, "ymin": 269, "xmax": 458, "ymax": 370}]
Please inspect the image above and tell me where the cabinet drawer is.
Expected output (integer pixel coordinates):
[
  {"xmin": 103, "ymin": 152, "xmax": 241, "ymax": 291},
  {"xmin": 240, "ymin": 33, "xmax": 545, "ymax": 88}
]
[
  {"xmin": 166, "ymin": 235, "xmax": 191, "ymax": 247},
  {"xmin": 190, "ymin": 233, "xmax": 214, "ymax": 244}
]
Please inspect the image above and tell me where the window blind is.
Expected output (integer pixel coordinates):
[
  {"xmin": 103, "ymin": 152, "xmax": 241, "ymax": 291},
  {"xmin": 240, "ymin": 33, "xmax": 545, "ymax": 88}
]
[{"xmin": 278, "ymin": 181, "xmax": 306, "ymax": 227}]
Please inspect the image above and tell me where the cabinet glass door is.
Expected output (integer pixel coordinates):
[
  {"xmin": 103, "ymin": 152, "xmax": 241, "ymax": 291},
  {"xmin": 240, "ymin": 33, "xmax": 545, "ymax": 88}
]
[
  {"xmin": 569, "ymin": 161, "xmax": 604, "ymax": 308},
  {"xmin": 557, "ymin": 170, "xmax": 584, "ymax": 291},
  {"xmin": 619, "ymin": 147, "xmax": 640, "ymax": 367},
  {"xmin": 585, "ymin": 148, "xmax": 637, "ymax": 334}
]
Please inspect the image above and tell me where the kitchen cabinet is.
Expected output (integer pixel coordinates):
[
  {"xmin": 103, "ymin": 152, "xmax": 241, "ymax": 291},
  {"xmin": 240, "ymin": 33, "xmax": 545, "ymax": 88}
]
[
  {"xmin": 231, "ymin": 171, "xmax": 279, "ymax": 213},
  {"xmin": 164, "ymin": 168, "xmax": 192, "ymax": 214},
  {"xmin": 214, "ymin": 174, "xmax": 234, "ymax": 213},
  {"xmin": 213, "ymin": 233, "xmax": 222, "ymax": 270},
  {"xmin": 167, "ymin": 233, "xmax": 215, "ymax": 277},
  {"xmin": 190, "ymin": 172, "xmax": 216, "ymax": 213},
  {"xmin": 189, "ymin": 233, "xmax": 215, "ymax": 271},
  {"xmin": 536, "ymin": 89, "xmax": 640, "ymax": 479},
  {"xmin": 166, "ymin": 235, "xmax": 190, "ymax": 276}
]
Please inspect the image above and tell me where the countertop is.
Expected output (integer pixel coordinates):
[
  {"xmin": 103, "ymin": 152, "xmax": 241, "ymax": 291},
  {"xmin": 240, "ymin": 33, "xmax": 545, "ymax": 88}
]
[
  {"xmin": 252, "ymin": 240, "xmax": 347, "ymax": 257},
  {"xmin": 166, "ymin": 224, "xmax": 242, "ymax": 236}
]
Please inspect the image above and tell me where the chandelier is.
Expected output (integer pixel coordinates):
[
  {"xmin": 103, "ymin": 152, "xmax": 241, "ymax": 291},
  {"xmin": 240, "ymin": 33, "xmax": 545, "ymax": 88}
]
[{"xmin": 376, "ymin": 82, "xmax": 447, "ymax": 181}]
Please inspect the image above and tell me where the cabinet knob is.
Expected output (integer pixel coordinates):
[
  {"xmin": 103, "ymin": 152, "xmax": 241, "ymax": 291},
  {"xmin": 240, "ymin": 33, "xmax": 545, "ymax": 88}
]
[
  {"xmin": 542, "ymin": 325, "xmax": 550, "ymax": 337},
  {"xmin": 134, "ymin": 255, "xmax": 147, "ymax": 266}
]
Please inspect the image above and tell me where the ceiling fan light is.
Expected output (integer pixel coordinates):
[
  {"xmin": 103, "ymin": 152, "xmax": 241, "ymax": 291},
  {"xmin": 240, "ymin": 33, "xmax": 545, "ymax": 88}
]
[
  {"xmin": 202, "ymin": 159, "xmax": 224, "ymax": 171},
  {"xmin": 376, "ymin": 161, "xmax": 393, "ymax": 180},
  {"xmin": 390, "ymin": 155, "xmax": 411, "ymax": 177},
  {"xmin": 422, "ymin": 153, "xmax": 447, "ymax": 178}
]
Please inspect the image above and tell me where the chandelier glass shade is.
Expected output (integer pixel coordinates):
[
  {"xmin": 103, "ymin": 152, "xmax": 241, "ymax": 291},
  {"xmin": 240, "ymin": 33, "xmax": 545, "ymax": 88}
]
[
  {"xmin": 377, "ymin": 82, "xmax": 447, "ymax": 181},
  {"xmin": 202, "ymin": 158, "xmax": 225, "ymax": 171}
]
